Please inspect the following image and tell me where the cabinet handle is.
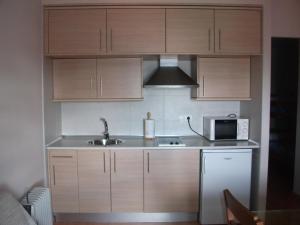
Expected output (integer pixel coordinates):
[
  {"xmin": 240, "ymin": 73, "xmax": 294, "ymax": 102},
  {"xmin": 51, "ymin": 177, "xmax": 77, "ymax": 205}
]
[
  {"xmin": 218, "ymin": 29, "xmax": 221, "ymax": 50},
  {"xmin": 208, "ymin": 28, "xmax": 211, "ymax": 51},
  {"xmin": 99, "ymin": 29, "xmax": 102, "ymax": 51},
  {"xmin": 114, "ymin": 152, "xmax": 116, "ymax": 173},
  {"xmin": 224, "ymin": 157, "xmax": 232, "ymax": 160},
  {"xmin": 103, "ymin": 152, "xmax": 106, "ymax": 173},
  {"xmin": 90, "ymin": 77, "xmax": 93, "ymax": 90},
  {"xmin": 202, "ymin": 76, "xmax": 205, "ymax": 96},
  {"xmin": 147, "ymin": 152, "xmax": 150, "ymax": 173},
  {"xmin": 110, "ymin": 29, "xmax": 113, "ymax": 52},
  {"xmin": 52, "ymin": 155, "xmax": 72, "ymax": 158},
  {"xmin": 52, "ymin": 165, "xmax": 56, "ymax": 186},
  {"xmin": 99, "ymin": 75, "xmax": 103, "ymax": 97},
  {"xmin": 203, "ymin": 156, "xmax": 206, "ymax": 174}
]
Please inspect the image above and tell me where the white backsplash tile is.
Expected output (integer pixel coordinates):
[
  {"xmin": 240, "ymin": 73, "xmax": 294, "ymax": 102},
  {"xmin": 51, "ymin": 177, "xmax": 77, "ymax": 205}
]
[{"xmin": 61, "ymin": 89, "xmax": 240, "ymax": 136}]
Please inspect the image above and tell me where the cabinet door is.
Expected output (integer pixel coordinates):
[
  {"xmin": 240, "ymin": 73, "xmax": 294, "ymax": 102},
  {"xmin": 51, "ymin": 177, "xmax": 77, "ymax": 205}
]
[
  {"xmin": 97, "ymin": 58, "xmax": 143, "ymax": 99},
  {"xmin": 111, "ymin": 150, "xmax": 143, "ymax": 212},
  {"xmin": 197, "ymin": 57, "xmax": 250, "ymax": 100},
  {"xmin": 48, "ymin": 150, "xmax": 78, "ymax": 213},
  {"xmin": 215, "ymin": 9, "xmax": 262, "ymax": 55},
  {"xmin": 47, "ymin": 9, "xmax": 106, "ymax": 55},
  {"xmin": 78, "ymin": 150, "xmax": 111, "ymax": 213},
  {"xmin": 166, "ymin": 9, "xmax": 214, "ymax": 54},
  {"xmin": 144, "ymin": 150, "xmax": 199, "ymax": 212},
  {"xmin": 200, "ymin": 150, "xmax": 252, "ymax": 224},
  {"xmin": 53, "ymin": 59, "xmax": 97, "ymax": 100},
  {"xmin": 107, "ymin": 9, "xmax": 165, "ymax": 54}
]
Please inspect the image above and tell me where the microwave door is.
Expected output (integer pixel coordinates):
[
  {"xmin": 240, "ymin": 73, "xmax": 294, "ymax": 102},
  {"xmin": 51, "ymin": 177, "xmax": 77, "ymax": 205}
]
[{"xmin": 215, "ymin": 120, "xmax": 237, "ymax": 140}]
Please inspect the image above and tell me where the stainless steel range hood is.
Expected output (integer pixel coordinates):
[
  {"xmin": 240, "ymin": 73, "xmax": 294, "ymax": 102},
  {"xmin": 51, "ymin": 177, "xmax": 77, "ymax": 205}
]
[{"xmin": 143, "ymin": 56, "xmax": 199, "ymax": 88}]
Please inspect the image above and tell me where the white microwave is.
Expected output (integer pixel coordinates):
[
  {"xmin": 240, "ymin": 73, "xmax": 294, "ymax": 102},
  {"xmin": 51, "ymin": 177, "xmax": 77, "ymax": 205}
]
[{"xmin": 203, "ymin": 116, "xmax": 249, "ymax": 141}]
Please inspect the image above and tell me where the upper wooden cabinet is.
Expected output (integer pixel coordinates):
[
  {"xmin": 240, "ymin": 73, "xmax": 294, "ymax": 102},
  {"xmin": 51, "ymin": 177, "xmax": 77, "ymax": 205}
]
[
  {"xmin": 144, "ymin": 150, "xmax": 199, "ymax": 212},
  {"xmin": 52, "ymin": 57, "xmax": 143, "ymax": 101},
  {"xmin": 111, "ymin": 150, "xmax": 143, "ymax": 212},
  {"xmin": 48, "ymin": 150, "xmax": 79, "ymax": 213},
  {"xmin": 193, "ymin": 57, "xmax": 251, "ymax": 100},
  {"xmin": 215, "ymin": 9, "xmax": 262, "ymax": 55},
  {"xmin": 46, "ymin": 9, "xmax": 106, "ymax": 56},
  {"xmin": 45, "ymin": 7, "xmax": 262, "ymax": 55},
  {"xmin": 107, "ymin": 9, "xmax": 165, "ymax": 54},
  {"xmin": 166, "ymin": 9, "xmax": 214, "ymax": 54},
  {"xmin": 97, "ymin": 58, "xmax": 143, "ymax": 99},
  {"xmin": 53, "ymin": 59, "xmax": 97, "ymax": 100}
]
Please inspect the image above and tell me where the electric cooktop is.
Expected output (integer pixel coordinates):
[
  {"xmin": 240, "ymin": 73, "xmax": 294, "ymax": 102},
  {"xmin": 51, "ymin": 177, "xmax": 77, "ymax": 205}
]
[{"xmin": 156, "ymin": 137, "xmax": 186, "ymax": 147}]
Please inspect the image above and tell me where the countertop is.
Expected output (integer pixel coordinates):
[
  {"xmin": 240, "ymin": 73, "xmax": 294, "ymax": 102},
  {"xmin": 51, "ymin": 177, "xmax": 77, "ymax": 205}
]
[{"xmin": 47, "ymin": 135, "xmax": 260, "ymax": 150}]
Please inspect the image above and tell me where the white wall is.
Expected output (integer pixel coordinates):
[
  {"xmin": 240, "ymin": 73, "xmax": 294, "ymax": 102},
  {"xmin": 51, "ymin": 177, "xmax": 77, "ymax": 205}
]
[
  {"xmin": 0, "ymin": 0, "xmax": 44, "ymax": 198},
  {"xmin": 271, "ymin": 0, "xmax": 300, "ymax": 38},
  {"xmin": 43, "ymin": 57, "xmax": 61, "ymax": 144},
  {"xmin": 62, "ymin": 90, "xmax": 240, "ymax": 136}
]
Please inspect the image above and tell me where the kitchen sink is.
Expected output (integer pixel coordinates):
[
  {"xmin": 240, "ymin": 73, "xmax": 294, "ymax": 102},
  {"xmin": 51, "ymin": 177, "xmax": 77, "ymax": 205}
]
[{"xmin": 88, "ymin": 138, "xmax": 123, "ymax": 146}]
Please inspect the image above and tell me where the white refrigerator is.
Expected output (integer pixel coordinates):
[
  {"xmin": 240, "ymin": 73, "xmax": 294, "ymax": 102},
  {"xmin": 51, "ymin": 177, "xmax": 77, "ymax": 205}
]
[{"xmin": 200, "ymin": 149, "xmax": 252, "ymax": 224}]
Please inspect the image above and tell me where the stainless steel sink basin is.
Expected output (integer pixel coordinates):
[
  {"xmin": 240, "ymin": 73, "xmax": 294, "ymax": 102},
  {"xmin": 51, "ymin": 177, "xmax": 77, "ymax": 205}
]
[{"xmin": 88, "ymin": 138, "xmax": 123, "ymax": 146}]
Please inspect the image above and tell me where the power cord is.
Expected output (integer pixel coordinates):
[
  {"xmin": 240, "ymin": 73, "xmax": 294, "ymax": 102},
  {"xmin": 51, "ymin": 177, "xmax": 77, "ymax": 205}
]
[{"xmin": 187, "ymin": 116, "xmax": 203, "ymax": 137}]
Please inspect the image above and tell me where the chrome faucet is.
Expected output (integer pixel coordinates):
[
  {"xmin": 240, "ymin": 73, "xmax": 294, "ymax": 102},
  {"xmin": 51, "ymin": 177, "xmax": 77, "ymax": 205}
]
[{"xmin": 100, "ymin": 118, "xmax": 109, "ymax": 140}]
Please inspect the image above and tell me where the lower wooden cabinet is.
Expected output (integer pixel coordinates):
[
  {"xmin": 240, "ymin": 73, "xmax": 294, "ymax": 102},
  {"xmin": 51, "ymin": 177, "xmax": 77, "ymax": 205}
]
[
  {"xmin": 48, "ymin": 149, "xmax": 199, "ymax": 213},
  {"xmin": 192, "ymin": 57, "xmax": 251, "ymax": 100},
  {"xmin": 111, "ymin": 150, "xmax": 143, "ymax": 212},
  {"xmin": 144, "ymin": 150, "xmax": 200, "ymax": 212},
  {"xmin": 48, "ymin": 150, "xmax": 79, "ymax": 213},
  {"xmin": 78, "ymin": 150, "xmax": 111, "ymax": 213}
]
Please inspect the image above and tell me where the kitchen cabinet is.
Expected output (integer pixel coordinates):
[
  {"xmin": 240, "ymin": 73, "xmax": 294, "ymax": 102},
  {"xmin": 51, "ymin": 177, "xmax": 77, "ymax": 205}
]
[
  {"xmin": 46, "ymin": 9, "xmax": 106, "ymax": 56},
  {"xmin": 53, "ymin": 59, "xmax": 97, "ymax": 100},
  {"xmin": 48, "ymin": 150, "xmax": 79, "ymax": 213},
  {"xmin": 215, "ymin": 9, "xmax": 262, "ymax": 55},
  {"xmin": 48, "ymin": 149, "xmax": 144, "ymax": 213},
  {"xmin": 78, "ymin": 150, "xmax": 111, "ymax": 213},
  {"xmin": 97, "ymin": 58, "xmax": 143, "ymax": 99},
  {"xmin": 166, "ymin": 9, "xmax": 214, "ymax": 54},
  {"xmin": 193, "ymin": 57, "xmax": 251, "ymax": 100},
  {"xmin": 144, "ymin": 150, "xmax": 199, "ymax": 212},
  {"xmin": 52, "ymin": 57, "xmax": 143, "ymax": 101},
  {"xmin": 45, "ymin": 7, "xmax": 261, "ymax": 56},
  {"xmin": 111, "ymin": 150, "xmax": 143, "ymax": 212},
  {"xmin": 200, "ymin": 149, "xmax": 252, "ymax": 224},
  {"xmin": 107, "ymin": 9, "xmax": 165, "ymax": 54}
]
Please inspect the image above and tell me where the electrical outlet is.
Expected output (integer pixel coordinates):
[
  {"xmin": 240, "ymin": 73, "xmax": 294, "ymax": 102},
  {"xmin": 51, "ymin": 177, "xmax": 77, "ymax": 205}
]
[{"xmin": 179, "ymin": 115, "xmax": 192, "ymax": 122}]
